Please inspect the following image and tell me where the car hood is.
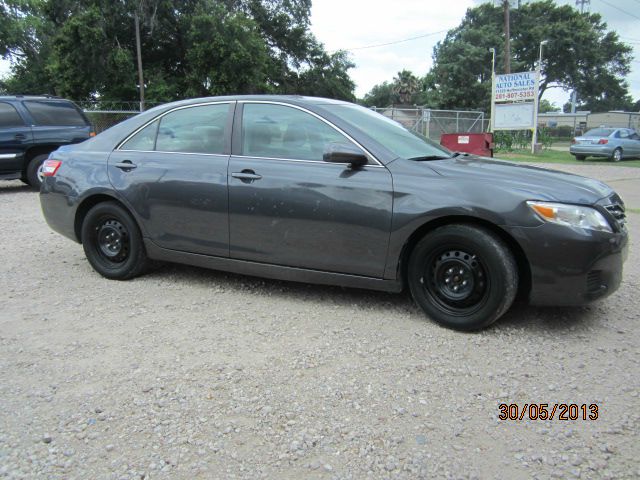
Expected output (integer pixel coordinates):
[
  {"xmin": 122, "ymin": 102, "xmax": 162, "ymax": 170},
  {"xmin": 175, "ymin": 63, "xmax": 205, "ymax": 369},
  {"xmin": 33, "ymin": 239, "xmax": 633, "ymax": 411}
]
[{"xmin": 426, "ymin": 156, "xmax": 613, "ymax": 204}]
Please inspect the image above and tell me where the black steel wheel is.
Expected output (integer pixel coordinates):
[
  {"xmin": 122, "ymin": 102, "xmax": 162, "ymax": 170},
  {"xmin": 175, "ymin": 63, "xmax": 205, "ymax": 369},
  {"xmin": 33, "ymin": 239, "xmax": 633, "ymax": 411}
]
[
  {"xmin": 81, "ymin": 201, "xmax": 149, "ymax": 280},
  {"xmin": 408, "ymin": 224, "xmax": 518, "ymax": 330}
]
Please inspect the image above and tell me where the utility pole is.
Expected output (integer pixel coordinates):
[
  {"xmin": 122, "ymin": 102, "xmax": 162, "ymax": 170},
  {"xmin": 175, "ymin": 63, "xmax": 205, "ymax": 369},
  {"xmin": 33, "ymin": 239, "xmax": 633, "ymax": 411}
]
[
  {"xmin": 134, "ymin": 11, "xmax": 145, "ymax": 112},
  {"xmin": 503, "ymin": 0, "xmax": 511, "ymax": 74},
  {"xmin": 575, "ymin": 0, "xmax": 590, "ymax": 14}
]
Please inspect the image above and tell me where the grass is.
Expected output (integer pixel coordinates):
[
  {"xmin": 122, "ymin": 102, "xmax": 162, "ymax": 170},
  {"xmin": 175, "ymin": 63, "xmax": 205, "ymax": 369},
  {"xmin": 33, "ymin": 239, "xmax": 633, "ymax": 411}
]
[
  {"xmin": 627, "ymin": 207, "xmax": 640, "ymax": 215},
  {"xmin": 495, "ymin": 149, "xmax": 640, "ymax": 168}
]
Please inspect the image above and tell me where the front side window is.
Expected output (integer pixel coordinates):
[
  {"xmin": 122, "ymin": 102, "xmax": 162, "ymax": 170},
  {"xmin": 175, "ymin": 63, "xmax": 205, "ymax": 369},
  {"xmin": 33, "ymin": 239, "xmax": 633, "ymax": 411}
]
[
  {"xmin": 0, "ymin": 102, "xmax": 26, "ymax": 128},
  {"xmin": 23, "ymin": 100, "xmax": 88, "ymax": 126},
  {"xmin": 155, "ymin": 104, "xmax": 228, "ymax": 154},
  {"xmin": 242, "ymin": 103, "xmax": 358, "ymax": 161}
]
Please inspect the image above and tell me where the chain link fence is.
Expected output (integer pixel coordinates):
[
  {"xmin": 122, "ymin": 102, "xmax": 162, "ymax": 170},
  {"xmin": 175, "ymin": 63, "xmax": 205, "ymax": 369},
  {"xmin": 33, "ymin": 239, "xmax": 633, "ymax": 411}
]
[
  {"xmin": 370, "ymin": 107, "xmax": 488, "ymax": 141},
  {"xmin": 75, "ymin": 101, "xmax": 165, "ymax": 133}
]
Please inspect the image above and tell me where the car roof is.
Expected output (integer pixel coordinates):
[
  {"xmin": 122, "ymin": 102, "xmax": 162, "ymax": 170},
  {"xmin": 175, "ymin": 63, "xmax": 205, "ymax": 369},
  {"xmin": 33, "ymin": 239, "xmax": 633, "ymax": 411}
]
[{"xmin": 0, "ymin": 95, "xmax": 70, "ymax": 101}]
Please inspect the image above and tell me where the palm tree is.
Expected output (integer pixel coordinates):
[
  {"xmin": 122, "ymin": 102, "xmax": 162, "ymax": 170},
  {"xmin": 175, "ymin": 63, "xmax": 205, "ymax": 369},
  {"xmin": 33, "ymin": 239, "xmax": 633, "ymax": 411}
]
[{"xmin": 392, "ymin": 70, "xmax": 420, "ymax": 105}]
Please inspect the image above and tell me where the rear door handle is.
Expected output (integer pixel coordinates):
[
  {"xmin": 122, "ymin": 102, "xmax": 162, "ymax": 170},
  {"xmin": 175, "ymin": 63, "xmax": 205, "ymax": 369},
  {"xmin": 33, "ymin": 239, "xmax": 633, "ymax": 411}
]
[
  {"xmin": 14, "ymin": 133, "xmax": 26, "ymax": 140},
  {"xmin": 231, "ymin": 170, "xmax": 262, "ymax": 181},
  {"xmin": 114, "ymin": 160, "xmax": 137, "ymax": 171}
]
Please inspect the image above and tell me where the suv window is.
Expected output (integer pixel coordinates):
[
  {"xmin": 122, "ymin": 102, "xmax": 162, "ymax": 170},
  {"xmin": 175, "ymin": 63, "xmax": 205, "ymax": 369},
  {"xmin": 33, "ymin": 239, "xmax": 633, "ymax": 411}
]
[
  {"xmin": 23, "ymin": 100, "xmax": 88, "ymax": 127},
  {"xmin": 121, "ymin": 120, "xmax": 159, "ymax": 151},
  {"xmin": 242, "ymin": 103, "xmax": 357, "ymax": 161},
  {"xmin": 0, "ymin": 102, "xmax": 26, "ymax": 127},
  {"xmin": 155, "ymin": 104, "xmax": 228, "ymax": 154}
]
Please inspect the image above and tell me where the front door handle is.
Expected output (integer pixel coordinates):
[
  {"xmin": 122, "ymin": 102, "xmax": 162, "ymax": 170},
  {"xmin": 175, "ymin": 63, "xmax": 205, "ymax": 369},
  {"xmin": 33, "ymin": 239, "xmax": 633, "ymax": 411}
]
[
  {"xmin": 114, "ymin": 160, "xmax": 137, "ymax": 171},
  {"xmin": 14, "ymin": 133, "xmax": 26, "ymax": 140},
  {"xmin": 231, "ymin": 169, "xmax": 262, "ymax": 181}
]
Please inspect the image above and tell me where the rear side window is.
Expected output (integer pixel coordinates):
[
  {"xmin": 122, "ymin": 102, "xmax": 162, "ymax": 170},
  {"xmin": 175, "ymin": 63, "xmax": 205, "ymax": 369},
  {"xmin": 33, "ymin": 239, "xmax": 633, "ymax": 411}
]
[
  {"xmin": 0, "ymin": 102, "xmax": 25, "ymax": 127},
  {"xmin": 155, "ymin": 104, "xmax": 229, "ymax": 154},
  {"xmin": 120, "ymin": 120, "xmax": 159, "ymax": 151},
  {"xmin": 23, "ymin": 100, "xmax": 88, "ymax": 126}
]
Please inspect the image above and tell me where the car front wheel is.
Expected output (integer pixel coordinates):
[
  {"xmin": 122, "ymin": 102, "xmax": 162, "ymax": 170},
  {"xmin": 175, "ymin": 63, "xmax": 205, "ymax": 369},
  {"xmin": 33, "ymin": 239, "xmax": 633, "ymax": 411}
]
[
  {"xmin": 574, "ymin": 155, "xmax": 586, "ymax": 161},
  {"xmin": 81, "ymin": 201, "xmax": 149, "ymax": 280},
  {"xmin": 407, "ymin": 224, "xmax": 518, "ymax": 331}
]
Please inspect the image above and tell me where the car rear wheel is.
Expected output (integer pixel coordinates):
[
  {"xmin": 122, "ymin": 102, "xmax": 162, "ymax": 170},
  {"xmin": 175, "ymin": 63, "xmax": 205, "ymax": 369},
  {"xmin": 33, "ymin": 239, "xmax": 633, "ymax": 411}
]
[
  {"xmin": 26, "ymin": 153, "xmax": 50, "ymax": 188},
  {"xmin": 81, "ymin": 201, "xmax": 149, "ymax": 280},
  {"xmin": 574, "ymin": 155, "xmax": 586, "ymax": 161},
  {"xmin": 407, "ymin": 224, "xmax": 518, "ymax": 331},
  {"xmin": 611, "ymin": 148, "xmax": 622, "ymax": 162}
]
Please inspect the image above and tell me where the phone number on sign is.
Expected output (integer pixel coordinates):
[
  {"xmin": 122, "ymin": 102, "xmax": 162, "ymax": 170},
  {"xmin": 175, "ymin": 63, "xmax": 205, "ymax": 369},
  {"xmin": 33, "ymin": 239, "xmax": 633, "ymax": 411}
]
[
  {"xmin": 495, "ymin": 91, "xmax": 535, "ymax": 101},
  {"xmin": 498, "ymin": 403, "xmax": 599, "ymax": 421}
]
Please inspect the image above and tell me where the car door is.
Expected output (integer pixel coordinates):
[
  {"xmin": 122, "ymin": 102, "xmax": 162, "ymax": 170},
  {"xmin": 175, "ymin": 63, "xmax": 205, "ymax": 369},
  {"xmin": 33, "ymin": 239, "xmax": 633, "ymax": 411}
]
[
  {"xmin": 628, "ymin": 130, "xmax": 640, "ymax": 156},
  {"xmin": 228, "ymin": 102, "xmax": 393, "ymax": 278},
  {"xmin": 0, "ymin": 101, "xmax": 32, "ymax": 174},
  {"xmin": 108, "ymin": 102, "xmax": 234, "ymax": 257},
  {"xmin": 615, "ymin": 129, "xmax": 636, "ymax": 156}
]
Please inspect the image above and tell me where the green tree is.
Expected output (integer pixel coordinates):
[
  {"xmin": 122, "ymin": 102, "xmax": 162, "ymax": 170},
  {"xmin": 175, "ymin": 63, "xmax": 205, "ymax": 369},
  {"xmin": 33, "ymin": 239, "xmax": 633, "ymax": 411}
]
[
  {"xmin": 0, "ymin": 0, "xmax": 355, "ymax": 102},
  {"xmin": 538, "ymin": 99, "xmax": 559, "ymax": 113},
  {"xmin": 426, "ymin": 0, "xmax": 633, "ymax": 112},
  {"xmin": 361, "ymin": 81, "xmax": 396, "ymax": 107}
]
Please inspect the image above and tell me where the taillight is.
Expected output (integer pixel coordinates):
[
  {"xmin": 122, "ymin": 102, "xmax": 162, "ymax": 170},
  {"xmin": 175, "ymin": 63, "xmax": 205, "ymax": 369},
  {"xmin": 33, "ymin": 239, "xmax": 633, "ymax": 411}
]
[
  {"xmin": 570, "ymin": 138, "xmax": 577, "ymax": 144},
  {"xmin": 89, "ymin": 131, "xmax": 96, "ymax": 137},
  {"xmin": 42, "ymin": 159, "xmax": 62, "ymax": 177},
  {"xmin": 598, "ymin": 138, "xmax": 608, "ymax": 144}
]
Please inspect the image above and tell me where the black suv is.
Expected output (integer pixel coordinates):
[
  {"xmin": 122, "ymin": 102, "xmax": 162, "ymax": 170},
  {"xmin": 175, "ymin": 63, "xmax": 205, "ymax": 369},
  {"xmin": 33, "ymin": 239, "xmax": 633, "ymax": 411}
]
[{"xmin": 0, "ymin": 96, "xmax": 93, "ymax": 188}]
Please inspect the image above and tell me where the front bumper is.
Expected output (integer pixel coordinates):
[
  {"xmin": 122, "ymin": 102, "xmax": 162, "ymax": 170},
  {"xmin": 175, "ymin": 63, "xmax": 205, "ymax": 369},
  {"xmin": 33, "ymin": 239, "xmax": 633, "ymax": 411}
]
[
  {"xmin": 569, "ymin": 144, "xmax": 614, "ymax": 158},
  {"xmin": 505, "ymin": 222, "xmax": 628, "ymax": 306}
]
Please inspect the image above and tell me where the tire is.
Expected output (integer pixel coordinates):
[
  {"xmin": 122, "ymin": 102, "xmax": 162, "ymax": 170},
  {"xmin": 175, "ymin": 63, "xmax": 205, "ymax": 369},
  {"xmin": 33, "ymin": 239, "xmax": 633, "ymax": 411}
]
[
  {"xmin": 26, "ymin": 153, "xmax": 50, "ymax": 188},
  {"xmin": 574, "ymin": 155, "xmax": 586, "ymax": 161},
  {"xmin": 611, "ymin": 148, "xmax": 622, "ymax": 162},
  {"xmin": 407, "ymin": 224, "xmax": 518, "ymax": 331},
  {"xmin": 81, "ymin": 201, "xmax": 149, "ymax": 280}
]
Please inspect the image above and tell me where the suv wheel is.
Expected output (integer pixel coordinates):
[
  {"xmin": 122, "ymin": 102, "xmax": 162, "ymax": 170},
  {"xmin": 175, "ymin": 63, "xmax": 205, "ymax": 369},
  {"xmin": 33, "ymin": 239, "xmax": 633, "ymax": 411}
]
[
  {"xmin": 407, "ymin": 224, "xmax": 518, "ymax": 331},
  {"xmin": 26, "ymin": 153, "xmax": 50, "ymax": 188},
  {"xmin": 81, "ymin": 202, "xmax": 149, "ymax": 280}
]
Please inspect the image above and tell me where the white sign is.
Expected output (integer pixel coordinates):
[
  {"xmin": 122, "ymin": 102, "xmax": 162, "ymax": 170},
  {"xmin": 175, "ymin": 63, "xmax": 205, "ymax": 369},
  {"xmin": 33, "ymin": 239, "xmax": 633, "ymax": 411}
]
[
  {"xmin": 494, "ymin": 71, "xmax": 536, "ymax": 103},
  {"xmin": 494, "ymin": 103, "xmax": 535, "ymax": 130},
  {"xmin": 458, "ymin": 135, "xmax": 470, "ymax": 144}
]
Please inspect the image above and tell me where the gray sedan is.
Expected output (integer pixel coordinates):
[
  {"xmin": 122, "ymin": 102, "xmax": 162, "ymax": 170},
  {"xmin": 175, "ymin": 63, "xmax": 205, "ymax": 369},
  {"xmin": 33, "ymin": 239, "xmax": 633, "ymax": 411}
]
[
  {"xmin": 570, "ymin": 127, "xmax": 640, "ymax": 161},
  {"xmin": 39, "ymin": 95, "xmax": 628, "ymax": 331}
]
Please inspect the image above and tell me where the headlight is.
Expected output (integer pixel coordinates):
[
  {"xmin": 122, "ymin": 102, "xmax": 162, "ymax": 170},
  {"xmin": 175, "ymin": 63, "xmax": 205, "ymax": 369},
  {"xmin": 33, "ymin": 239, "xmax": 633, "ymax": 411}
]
[{"xmin": 527, "ymin": 201, "xmax": 612, "ymax": 233}]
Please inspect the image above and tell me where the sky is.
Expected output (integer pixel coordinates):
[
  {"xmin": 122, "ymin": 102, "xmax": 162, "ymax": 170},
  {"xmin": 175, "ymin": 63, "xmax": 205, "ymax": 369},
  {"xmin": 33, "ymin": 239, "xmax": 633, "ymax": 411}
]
[
  {"xmin": 1, "ymin": 0, "xmax": 638, "ymax": 110},
  {"xmin": 310, "ymin": 0, "xmax": 640, "ymax": 108}
]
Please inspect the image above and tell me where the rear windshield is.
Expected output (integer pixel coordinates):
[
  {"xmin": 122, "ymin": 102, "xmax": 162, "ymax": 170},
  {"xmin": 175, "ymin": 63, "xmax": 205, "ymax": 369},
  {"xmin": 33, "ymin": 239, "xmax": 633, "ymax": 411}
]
[
  {"xmin": 584, "ymin": 128, "xmax": 615, "ymax": 137},
  {"xmin": 23, "ymin": 100, "xmax": 89, "ymax": 127},
  {"xmin": 322, "ymin": 104, "xmax": 451, "ymax": 160}
]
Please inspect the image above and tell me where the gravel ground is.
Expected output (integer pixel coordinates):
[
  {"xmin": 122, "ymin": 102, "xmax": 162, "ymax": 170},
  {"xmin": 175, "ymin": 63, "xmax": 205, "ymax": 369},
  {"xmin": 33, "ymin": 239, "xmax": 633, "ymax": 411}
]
[{"xmin": 1, "ymin": 163, "xmax": 639, "ymax": 479}]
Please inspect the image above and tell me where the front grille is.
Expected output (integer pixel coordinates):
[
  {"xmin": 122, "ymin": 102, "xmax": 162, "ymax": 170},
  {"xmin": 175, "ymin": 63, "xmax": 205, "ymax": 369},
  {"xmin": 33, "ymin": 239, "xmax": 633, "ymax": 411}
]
[
  {"xmin": 604, "ymin": 204, "xmax": 626, "ymax": 230},
  {"xmin": 587, "ymin": 270, "xmax": 603, "ymax": 293}
]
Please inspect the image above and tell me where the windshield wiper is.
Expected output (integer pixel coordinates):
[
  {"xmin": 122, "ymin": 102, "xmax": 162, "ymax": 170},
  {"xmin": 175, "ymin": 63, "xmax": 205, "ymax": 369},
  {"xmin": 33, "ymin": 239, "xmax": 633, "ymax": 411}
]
[{"xmin": 408, "ymin": 155, "xmax": 452, "ymax": 161}]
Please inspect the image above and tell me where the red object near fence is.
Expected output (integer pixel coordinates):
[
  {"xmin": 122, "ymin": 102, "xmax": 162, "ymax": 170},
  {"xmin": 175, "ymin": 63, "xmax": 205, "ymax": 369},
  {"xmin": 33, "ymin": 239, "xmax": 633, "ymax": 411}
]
[{"xmin": 440, "ymin": 133, "xmax": 494, "ymax": 157}]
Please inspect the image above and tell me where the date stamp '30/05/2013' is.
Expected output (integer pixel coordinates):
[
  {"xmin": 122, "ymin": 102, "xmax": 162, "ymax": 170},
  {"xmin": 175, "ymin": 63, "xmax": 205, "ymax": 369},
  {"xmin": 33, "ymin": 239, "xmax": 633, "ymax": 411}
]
[{"xmin": 498, "ymin": 404, "xmax": 599, "ymax": 421}]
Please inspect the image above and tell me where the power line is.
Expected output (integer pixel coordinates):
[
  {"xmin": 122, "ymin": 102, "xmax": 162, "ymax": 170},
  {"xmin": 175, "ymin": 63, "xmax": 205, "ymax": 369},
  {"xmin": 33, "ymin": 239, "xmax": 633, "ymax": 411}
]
[
  {"xmin": 334, "ymin": 30, "xmax": 448, "ymax": 53},
  {"xmin": 594, "ymin": 0, "xmax": 640, "ymax": 22}
]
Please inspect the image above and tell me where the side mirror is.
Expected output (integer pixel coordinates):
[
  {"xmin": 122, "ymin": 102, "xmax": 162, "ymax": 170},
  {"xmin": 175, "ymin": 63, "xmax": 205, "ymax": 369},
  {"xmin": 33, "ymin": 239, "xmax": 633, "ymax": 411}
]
[{"xmin": 323, "ymin": 142, "xmax": 368, "ymax": 168}]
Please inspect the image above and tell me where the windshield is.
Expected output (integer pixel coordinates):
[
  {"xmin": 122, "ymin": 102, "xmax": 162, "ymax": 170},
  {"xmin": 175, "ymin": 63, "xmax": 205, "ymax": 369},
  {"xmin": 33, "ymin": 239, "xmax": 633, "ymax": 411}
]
[
  {"xmin": 323, "ymin": 104, "xmax": 452, "ymax": 160},
  {"xmin": 584, "ymin": 128, "xmax": 615, "ymax": 137}
]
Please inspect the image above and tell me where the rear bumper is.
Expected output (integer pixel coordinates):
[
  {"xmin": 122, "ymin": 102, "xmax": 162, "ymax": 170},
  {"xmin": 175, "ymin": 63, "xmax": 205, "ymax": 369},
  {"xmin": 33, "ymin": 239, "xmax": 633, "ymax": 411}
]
[
  {"xmin": 505, "ymin": 223, "xmax": 628, "ymax": 306},
  {"xmin": 569, "ymin": 145, "xmax": 614, "ymax": 158},
  {"xmin": 40, "ymin": 179, "xmax": 80, "ymax": 242}
]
